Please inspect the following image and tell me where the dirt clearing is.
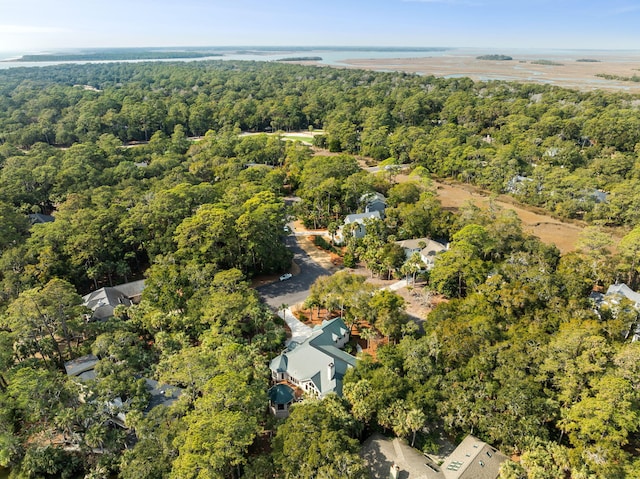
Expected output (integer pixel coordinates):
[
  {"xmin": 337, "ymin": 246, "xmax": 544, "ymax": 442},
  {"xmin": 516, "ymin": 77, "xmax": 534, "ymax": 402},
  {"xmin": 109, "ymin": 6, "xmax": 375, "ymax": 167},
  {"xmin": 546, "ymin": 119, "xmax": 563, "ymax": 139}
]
[{"xmin": 431, "ymin": 179, "xmax": 585, "ymax": 253}]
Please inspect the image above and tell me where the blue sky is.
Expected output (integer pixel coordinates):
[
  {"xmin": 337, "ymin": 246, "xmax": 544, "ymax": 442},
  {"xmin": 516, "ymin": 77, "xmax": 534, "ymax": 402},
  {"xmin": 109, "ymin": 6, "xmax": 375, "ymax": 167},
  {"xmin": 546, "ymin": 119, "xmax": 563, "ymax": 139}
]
[{"xmin": 1, "ymin": 0, "xmax": 639, "ymax": 52}]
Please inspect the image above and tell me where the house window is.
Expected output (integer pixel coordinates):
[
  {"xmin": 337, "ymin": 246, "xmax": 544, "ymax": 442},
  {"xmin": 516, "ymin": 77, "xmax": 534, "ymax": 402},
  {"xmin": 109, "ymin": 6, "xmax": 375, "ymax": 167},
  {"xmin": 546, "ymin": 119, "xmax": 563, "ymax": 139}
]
[{"xmin": 277, "ymin": 404, "xmax": 285, "ymax": 410}]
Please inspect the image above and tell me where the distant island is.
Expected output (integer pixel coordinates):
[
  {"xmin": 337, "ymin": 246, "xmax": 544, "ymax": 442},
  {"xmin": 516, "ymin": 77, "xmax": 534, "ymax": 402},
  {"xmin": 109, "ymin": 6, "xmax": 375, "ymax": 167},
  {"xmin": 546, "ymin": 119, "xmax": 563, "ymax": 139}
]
[
  {"xmin": 277, "ymin": 56, "xmax": 323, "ymax": 62},
  {"xmin": 577, "ymin": 58, "xmax": 601, "ymax": 62},
  {"xmin": 531, "ymin": 59, "xmax": 564, "ymax": 66},
  {"xmin": 8, "ymin": 51, "xmax": 222, "ymax": 62},
  {"xmin": 476, "ymin": 54, "xmax": 512, "ymax": 61}
]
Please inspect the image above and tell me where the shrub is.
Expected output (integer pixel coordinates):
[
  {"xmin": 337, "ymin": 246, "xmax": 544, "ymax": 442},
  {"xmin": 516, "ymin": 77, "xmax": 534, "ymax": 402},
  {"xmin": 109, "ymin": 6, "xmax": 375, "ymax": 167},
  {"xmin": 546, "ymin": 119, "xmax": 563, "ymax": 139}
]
[{"xmin": 313, "ymin": 235, "xmax": 335, "ymax": 252}]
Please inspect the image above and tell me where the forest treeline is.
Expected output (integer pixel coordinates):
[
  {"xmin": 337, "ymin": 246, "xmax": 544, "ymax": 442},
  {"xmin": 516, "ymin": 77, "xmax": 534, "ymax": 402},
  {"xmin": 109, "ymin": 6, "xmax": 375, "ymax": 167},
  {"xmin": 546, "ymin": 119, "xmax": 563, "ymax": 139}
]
[
  {"xmin": 2, "ymin": 61, "xmax": 640, "ymax": 226},
  {"xmin": 0, "ymin": 60, "xmax": 640, "ymax": 478}
]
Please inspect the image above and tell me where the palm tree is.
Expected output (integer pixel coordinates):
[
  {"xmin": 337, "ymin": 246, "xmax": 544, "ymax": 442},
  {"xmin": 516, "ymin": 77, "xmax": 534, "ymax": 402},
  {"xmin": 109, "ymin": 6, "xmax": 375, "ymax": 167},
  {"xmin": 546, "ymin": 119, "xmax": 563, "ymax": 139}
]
[
  {"xmin": 328, "ymin": 221, "xmax": 339, "ymax": 246},
  {"xmin": 359, "ymin": 328, "xmax": 377, "ymax": 350},
  {"xmin": 403, "ymin": 252, "xmax": 425, "ymax": 285},
  {"xmin": 343, "ymin": 311, "xmax": 360, "ymax": 335},
  {"xmin": 406, "ymin": 408, "xmax": 427, "ymax": 447}
]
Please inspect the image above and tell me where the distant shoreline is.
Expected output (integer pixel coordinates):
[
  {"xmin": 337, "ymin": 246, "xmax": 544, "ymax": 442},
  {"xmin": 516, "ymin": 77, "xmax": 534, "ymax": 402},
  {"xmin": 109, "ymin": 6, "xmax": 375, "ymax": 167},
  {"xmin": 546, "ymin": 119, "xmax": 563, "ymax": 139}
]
[
  {"xmin": 6, "ymin": 51, "xmax": 223, "ymax": 62},
  {"xmin": 3, "ymin": 47, "xmax": 640, "ymax": 92}
]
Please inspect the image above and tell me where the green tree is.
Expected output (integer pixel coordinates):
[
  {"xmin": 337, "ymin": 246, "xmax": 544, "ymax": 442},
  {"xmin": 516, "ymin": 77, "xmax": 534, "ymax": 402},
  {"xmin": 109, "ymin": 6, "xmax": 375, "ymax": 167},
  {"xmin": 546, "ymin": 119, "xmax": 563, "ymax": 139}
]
[
  {"xmin": 0, "ymin": 202, "xmax": 29, "ymax": 254},
  {"xmin": 617, "ymin": 226, "xmax": 640, "ymax": 289},
  {"xmin": 156, "ymin": 345, "xmax": 218, "ymax": 402},
  {"xmin": 171, "ymin": 409, "xmax": 258, "ymax": 479},
  {"xmin": 559, "ymin": 375, "xmax": 639, "ymax": 477},
  {"xmin": 174, "ymin": 204, "xmax": 235, "ymax": 267},
  {"xmin": 2, "ymin": 278, "xmax": 85, "ymax": 366},
  {"xmin": 517, "ymin": 441, "xmax": 571, "ymax": 479},
  {"xmin": 369, "ymin": 290, "xmax": 408, "ymax": 342},
  {"xmin": 170, "ymin": 365, "xmax": 266, "ymax": 479},
  {"xmin": 430, "ymin": 242, "xmax": 489, "ymax": 298},
  {"xmin": 198, "ymin": 272, "xmax": 267, "ymax": 337},
  {"xmin": 272, "ymin": 397, "xmax": 366, "ymax": 479},
  {"xmin": 343, "ymin": 379, "xmax": 377, "ymax": 426},
  {"xmin": 539, "ymin": 319, "xmax": 611, "ymax": 406},
  {"xmin": 234, "ymin": 191, "xmax": 291, "ymax": 273},
  {"xmin": 576, "ymin": 226, "xmax": 613, "ymax": 286}
]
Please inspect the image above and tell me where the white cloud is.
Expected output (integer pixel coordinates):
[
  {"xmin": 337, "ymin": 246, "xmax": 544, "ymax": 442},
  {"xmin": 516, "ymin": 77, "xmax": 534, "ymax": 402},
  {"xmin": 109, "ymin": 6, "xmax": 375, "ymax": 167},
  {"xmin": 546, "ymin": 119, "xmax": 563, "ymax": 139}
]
[{"xmin": 0, "ymin": 24, "xmax": 70, "ymax": 34}]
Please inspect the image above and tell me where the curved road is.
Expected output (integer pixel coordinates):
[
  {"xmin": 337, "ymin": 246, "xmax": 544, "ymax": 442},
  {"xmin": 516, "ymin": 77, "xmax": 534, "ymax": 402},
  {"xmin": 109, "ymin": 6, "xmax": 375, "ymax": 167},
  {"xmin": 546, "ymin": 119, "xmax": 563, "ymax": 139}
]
[{"xmin": 257, "ymin": 234, "xmax": 331, "ymax": 310}]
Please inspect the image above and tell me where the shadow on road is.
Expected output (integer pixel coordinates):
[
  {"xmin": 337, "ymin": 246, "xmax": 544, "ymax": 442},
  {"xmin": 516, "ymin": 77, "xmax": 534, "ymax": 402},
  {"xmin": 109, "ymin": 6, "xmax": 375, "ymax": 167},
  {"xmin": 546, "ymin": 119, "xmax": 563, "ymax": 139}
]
[{"xmin": 257, "ymin": 235, "xmax": 331, "ymax": 309}]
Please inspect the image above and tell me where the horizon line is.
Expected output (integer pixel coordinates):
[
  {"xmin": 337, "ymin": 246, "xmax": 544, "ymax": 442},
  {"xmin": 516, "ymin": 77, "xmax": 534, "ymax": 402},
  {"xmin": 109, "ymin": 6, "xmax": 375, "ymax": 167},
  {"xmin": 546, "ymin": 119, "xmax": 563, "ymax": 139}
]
[{"xmin": 3, "ymin": 45, "xmax": 640, "ymax": 54}]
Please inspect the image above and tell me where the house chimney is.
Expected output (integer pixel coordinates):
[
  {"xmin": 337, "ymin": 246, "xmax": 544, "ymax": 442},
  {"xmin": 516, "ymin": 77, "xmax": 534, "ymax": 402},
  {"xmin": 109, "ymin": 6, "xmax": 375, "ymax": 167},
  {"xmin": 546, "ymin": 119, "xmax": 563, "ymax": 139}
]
[
  {"xmin": 327, "ymin": 362, "xmax": 335, "ymax": 381},
  {"xmin": 389, "ymin": 463, "xmax": 400, "ymax": 479}
]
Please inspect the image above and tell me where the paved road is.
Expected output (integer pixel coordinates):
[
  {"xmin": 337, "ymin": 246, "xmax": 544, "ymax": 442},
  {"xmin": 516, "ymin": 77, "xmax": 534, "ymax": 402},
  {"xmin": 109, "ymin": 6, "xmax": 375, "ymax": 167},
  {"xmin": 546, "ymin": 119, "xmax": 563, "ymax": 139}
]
[{"xmin": 257, "ymin": 234, "xmax": 332, "ymax": 310}]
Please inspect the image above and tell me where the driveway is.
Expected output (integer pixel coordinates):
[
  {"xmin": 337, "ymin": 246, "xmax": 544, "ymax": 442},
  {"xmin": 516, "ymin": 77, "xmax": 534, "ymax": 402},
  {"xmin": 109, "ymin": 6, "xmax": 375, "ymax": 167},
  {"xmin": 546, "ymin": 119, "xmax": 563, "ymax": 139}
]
[
  {"xmin": 279, "ymin": 308, "xmax": 313, "ymax": 346},
  {"xmin": 257, "ymin": 234, "xmax": 332, "ymax": 310}
]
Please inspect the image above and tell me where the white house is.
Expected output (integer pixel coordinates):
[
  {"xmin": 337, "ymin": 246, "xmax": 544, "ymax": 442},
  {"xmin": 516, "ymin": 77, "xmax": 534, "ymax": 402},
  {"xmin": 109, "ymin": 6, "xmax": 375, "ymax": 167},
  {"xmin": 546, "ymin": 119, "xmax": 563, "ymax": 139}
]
[
  {"xmin": 335, "ymin": 210, "xmax": 381, "ymax": 244},
  {"xmin": 591, "ymin": 283, "xmax": 640, "ymax": 341},
  {"xmin": 605, "ymin": 283, "xmax": 640, "ymax": 308},
  {"xmin": 395, "ymin": 237, "xmax": 448, "ymax": 270}
]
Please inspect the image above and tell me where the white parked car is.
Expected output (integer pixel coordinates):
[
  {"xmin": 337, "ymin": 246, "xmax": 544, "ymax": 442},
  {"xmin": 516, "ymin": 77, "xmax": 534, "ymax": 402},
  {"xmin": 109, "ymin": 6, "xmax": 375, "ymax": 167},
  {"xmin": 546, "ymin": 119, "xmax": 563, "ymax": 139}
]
[{"xmin": 279, "ymin": 273, "xmax": 293, "ymax": 281}]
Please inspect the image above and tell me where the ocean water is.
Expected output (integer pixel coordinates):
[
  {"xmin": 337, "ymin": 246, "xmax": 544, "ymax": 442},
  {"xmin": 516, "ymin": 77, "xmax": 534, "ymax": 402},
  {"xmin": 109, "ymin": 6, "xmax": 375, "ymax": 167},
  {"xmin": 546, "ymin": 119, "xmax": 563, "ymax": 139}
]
[
  {"xmin": 2, "ymin": 47, "xmax": 640, "ymax": 71},
  {"xmin": 0, "ymin": 47, "xmax": 452, "ymax": 70},
  {"xmin": 218, "ymin": 48, "xmax": 452, "ymax": 65}
]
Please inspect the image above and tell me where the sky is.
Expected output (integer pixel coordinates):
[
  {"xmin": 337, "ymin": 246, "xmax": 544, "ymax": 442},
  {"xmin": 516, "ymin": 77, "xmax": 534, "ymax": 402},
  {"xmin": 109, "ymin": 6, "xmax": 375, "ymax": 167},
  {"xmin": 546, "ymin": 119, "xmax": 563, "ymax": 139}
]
[{"xmin": 1, "ymin": 0, "xmax": 639, "ymax": 53}]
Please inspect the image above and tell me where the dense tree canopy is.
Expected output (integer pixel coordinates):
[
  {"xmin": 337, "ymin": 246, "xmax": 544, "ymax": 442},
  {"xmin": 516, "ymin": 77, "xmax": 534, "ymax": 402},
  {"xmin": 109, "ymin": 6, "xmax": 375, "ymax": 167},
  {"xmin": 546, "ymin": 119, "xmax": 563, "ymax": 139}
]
[{"xmin": 1, "ymin": 59, "xmax": 640, "ymax": 478}]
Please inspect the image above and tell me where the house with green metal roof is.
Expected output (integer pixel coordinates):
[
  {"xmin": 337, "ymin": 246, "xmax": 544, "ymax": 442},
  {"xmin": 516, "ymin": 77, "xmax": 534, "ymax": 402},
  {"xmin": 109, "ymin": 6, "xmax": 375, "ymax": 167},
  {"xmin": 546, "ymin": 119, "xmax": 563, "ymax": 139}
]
[
  {"xmin": 269, "ymin": 317, "xmax": 356, "ymax": 410},
  {"xmin": 268, "ymin": 383, "xmax": 297, "ymax": 418}
]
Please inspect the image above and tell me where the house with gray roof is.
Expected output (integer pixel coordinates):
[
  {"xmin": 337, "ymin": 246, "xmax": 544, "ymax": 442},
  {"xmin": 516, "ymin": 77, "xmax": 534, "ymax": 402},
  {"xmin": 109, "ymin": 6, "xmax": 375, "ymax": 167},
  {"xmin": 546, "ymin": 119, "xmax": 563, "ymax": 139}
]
[
  {"xmin": 28, "ymin": 213, "xmax": 55, "ymax": 225},
  {"xmin": 269, "ymin": 317, "xmax": 356, "ymax": 411},
  {"xmin": 395, "ymin": 237, "xmax": 448, "ymax": 270},
  {"xmin": 64, "ymin": 354, "xmax": 99, "ymax": 381},
  {"xmin": 506, "ymin": 175, "xmax": 533, "ymax": 195},
  {"xmin": 442, "ymin": 435, "xmax": 508, "ymax": 479},
  {"xmin": 361, "ymin": 192, "xmax": 387, "ymax": 217},
  {"xmin": 591, "ymin": 189, "xmax": 608, "ymax": 204},
  {"xmin": 605, "ymin": 283, "xmax": 640, "ymax": 308},
  {"xmin": 64, "ymin": 353, "xmax": 182, "ymax": 427},
  {"xmin": 335, "ymin": 210, "xmax": 381, "ymax": 244},
  {"xmin": 362, "ymin": 433, "xmax": 508, "ymax": 479},
  {"xmin": 594, "ymin": 283, "xmax": 640, "ymax": 341},
  {"xmin": 82, "ymin": 279, "xmax": 145, "ymax": 321}
]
